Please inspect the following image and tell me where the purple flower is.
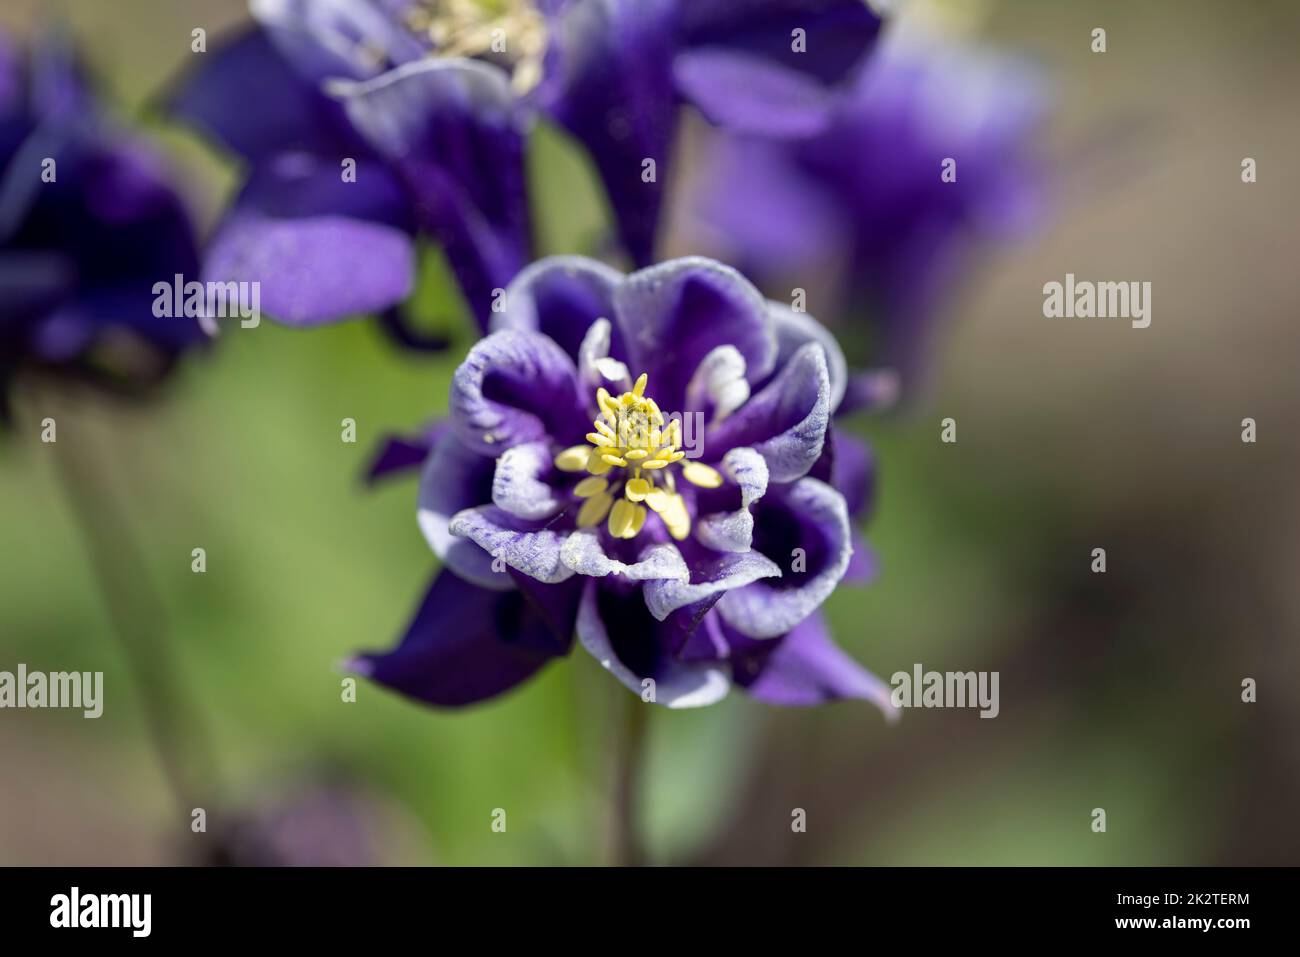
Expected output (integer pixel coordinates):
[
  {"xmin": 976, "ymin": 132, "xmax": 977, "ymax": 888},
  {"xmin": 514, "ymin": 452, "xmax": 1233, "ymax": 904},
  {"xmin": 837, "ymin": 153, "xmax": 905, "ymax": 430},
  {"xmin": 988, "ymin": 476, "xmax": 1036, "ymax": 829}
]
[
  {"xmin": 542, "ymin": 0, "xmax": 883, "ymax": 266},
  {"xmin": 0, "ymin": 32, "xmax": 204, "ymax": 410},
  {"xmin": 353, "ymin": 255, "xmax": 893, "ymax": 713},
  {"xmin": 168, "ymin": 0, "xmax": 537, "ymax": 334},
  {"xmin": 691, "ymin": 26, "xmax": 1047, "ymax": 377}
]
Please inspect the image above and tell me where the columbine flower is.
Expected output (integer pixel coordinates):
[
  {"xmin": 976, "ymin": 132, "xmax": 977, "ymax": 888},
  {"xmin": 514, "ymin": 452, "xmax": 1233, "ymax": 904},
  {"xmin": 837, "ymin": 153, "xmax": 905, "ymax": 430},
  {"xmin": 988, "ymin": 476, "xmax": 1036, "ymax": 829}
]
[
  {"xmin": 353, "ymin": 255, "xmax": 892, "ymax": 712},
  {"xmin": 0, "ymin": 32, "xmax": 204, "ymax": 413},
  {"xmin": 168, "ymin": 0, "xmax": 536, "ymax": 335},
  {"xmin": 689, "ymin": 24, "xmax": 1046, "ymax": 377},
  {"xmin": 541, "ymin": 0, "xmax": 883, "ymax": 266}
]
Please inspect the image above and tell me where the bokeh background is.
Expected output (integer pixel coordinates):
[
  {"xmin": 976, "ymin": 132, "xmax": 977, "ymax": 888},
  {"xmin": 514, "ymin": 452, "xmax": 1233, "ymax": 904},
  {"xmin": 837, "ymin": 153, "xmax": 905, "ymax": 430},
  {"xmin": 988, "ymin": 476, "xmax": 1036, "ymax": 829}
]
[{"xmin": 2, "ymin": 0, "xmax": 1298, "ymax": 865}]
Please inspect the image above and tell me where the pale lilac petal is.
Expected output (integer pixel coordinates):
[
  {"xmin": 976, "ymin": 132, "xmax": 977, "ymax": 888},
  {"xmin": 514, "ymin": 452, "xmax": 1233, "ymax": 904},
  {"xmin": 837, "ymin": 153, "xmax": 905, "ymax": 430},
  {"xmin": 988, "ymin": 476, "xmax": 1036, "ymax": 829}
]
[
  {"xmin": 449, "ymin": 505, "xmax": 575, "ymax": 584},
  {"xmin": 492, "ymin": 441, "xmax": 562, "ymax": 520},
  {"xmin": 560, "ymin": 530, "xmax": 689, "ymax": 582}
]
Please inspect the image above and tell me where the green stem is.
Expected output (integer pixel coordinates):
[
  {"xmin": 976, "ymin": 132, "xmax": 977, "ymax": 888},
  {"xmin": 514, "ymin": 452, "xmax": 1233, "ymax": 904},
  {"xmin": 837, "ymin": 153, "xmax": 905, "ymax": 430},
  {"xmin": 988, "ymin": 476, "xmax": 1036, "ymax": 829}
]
[{"xmin": 609, "ymin": 688, "xmax": 650, "ymax": 867}]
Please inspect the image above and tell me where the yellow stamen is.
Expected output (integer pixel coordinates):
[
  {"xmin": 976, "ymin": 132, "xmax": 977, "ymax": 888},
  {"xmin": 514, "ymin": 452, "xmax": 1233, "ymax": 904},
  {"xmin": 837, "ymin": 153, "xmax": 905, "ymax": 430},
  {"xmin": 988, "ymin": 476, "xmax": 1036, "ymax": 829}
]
[
  {"xmin": 577, "ymin": 491, "xmax": 614, "ymax": 527},
  {"xmin": 574, "ymin": 476, "xmax": 608, "ymax": 498},
  {"xmin": 625, "ymin": 477, "xmax": 651, "ymax": 502},
  {"xmin": 681, "ymin": 461, "xmax": 721, "ymax": 487},
  {"xmin": 555, "ymin": 445, "xmax": 591, "ymax": 472},
  {"xmin": 608, "ymin": 498, "xmax": 637, "ymax": 537}
]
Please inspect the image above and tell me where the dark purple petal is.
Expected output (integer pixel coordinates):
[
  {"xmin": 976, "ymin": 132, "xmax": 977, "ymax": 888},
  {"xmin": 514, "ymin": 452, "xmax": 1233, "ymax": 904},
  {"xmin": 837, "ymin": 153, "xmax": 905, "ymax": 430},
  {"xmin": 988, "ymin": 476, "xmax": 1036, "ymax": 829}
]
[
  {"xmin": 716, "ymin": 476, "xmax": 851, "ymax": 638},
  {"xmin": 838, "ymin": 368, "xmax": 900, "ymax": 416},
  {"xmin": 493, "ymin": 255, "xmax": 623, "ymax": 363},
  {"xmin": 728, "ymin": 610, "xmax": 895, "ymax": 714},
  {"xmin": 613, "ymin": 257, "xmax": 776, "ymax": 413},
  {"xmin": 366, "ymin": 419, "xmax": 446, "ymax": 483},
  {"xmin": 679, "ymin": 0, "xmax": 881, "ymax": 87},
  {"xmin": 643, "ymin": 548, "xmax": 780, "ymax": 623},
  {"xmin": 167, "ymin": 27, "xmax": 362, "ymax": 162},
  {"xmin": 543, "ymin": 0, "xmax": 678, "ymax": 266},
  {"xmin": 449, "ymin": 329, "xmax": 585, "ymax": 454},
  {"xmin": 416, "ymin": 431, "xmax": 502, "ymax": 589},
  {"xmin": 674, "ymin": 48, "xmax": 837, "ymax": 137},
  {"xmin": 252, "ymin": 0, "xmax": 428, "ymax": 83},
  {"xmin": 332, "ymin": 59, "xmax": 532, "ymax": 330},
  {"xmin": 351, "ymin": 569, "xmax": 567, "ymax": 708},
  {"xmin": 828, "ymin": 428, "xmax": 873, "ymax": 519},
  {"xmin": 707, "ymin": 341, "xmax": 830, "ymax": 483},
  {"xmin": 842, "ymin": 532, "xmax": 878, "ymax": 585},
  {"xmin": 576, "ymin": 580, "xmax": 730, "ymax": 708}
]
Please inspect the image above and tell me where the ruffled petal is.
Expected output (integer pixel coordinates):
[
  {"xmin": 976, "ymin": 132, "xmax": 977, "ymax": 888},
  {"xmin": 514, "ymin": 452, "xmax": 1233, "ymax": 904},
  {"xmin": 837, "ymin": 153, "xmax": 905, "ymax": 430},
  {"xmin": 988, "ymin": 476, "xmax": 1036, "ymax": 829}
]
[
  {"xmin": 613, "ymin": 257, "xmax": 776, "ymax": 413},
  {"xmin": 693, "ymin": 446, "xmax": 769, "ymax": 553},
  {"xmin": 449, "ymin": 329, "xmax": 585, "ymax": 454},
  {"xmin": 560, "ymin": 529, "xmax": 689, "ymax": 582},
  {"xmin": 716, "ymin": 477, "xmax": 852, "ymax": 639},
  {"xmin": 674, "ymin": 48, "xmax": 838, "ymax": 138},
  {"xmin": 491, "ymin": 441, "xmax": 562, "ymax": 520},
  {"xmin": 448, "ymin": 505, "xmax": 575, "ymax": 584},
  {"xmin": 768, "ymin": 301, "xmax": 847, "ymax": 413},
  {"xmin": 642, "ymin": 549, "xmax": 781, "ymax": 622},
  {"xmin": 707, "ymin": 341, "xmax": 830, "ymax": 483},
  {"xmin": 349, "ymin": 569, "xmax": 566, "ymax": 708},
  {"xmin": 492, "ymin": 254, "xmax": 623, "ymax": 364},
  {"xmin": 576, "ymin": 581, "xmax": 730, "ymax": 708}
]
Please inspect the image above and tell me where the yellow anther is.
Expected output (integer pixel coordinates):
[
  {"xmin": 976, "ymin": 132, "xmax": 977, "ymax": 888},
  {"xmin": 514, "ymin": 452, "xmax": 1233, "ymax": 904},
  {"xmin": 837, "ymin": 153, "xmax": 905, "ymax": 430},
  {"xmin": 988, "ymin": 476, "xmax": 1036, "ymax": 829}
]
[
  {"xmin": 555, "ymin": 445, "xmax": 591, "ymax": 472},
  {"xmin": 574, "ymin": 476, "xmax": 608, "ymax": 498},
  {"xmin": 586, "ymin": 432, "xmax": 615, "ymax": 447},
  {"xmin": 586, "ymin": 450, "xmax": 613, "ymax": 475},
  {"xmin": 608, "ymin": 498, "xmax": 637, "ymax": 537},
  {"xmin": 625, "ymin": 477, "xmax": 651, "ymax": 501},
  {"xmin": 681, "ymin": 461, "xmax": 722, "ymax": 488},
  {"xmin": 601, "ymin": 453, "xmax": 628, "ymax": 467},
  {"xmin": 632, "ymin": 373, "xmax": 648, "ymax": 397},
  {"xmin": 577, "ymin": 490, "xmax": 614, "ymax": 527},
  {"xmin": 624, "ymin": 449, "xmax": 649, "ymax": 460}
]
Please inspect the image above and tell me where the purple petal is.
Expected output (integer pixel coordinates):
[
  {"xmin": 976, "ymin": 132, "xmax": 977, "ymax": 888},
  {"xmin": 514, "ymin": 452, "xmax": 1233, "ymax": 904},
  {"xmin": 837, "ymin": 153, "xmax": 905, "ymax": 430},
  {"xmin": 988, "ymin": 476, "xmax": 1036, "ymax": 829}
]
[
  {"xmin": 449, "ymin": 329, "xmax": 586, "ymax": 454},
  {"xmin": 543, "ymin": 0, "xmax": 678, "ymax": 266},
  {"xmin": 768, "ymin": 302, "xmax": 846, "ymax": 413},
  {"xmin": 493, "ymin": 255, "xmax": 623, "ymax": 363},
  {"xmin": 576, "ymin": 580, "xmax": 730, "ymax": 708},
  {"xmin": 675, "ymin": 48, "xmax": 837, "ymax": 138},
  {"xmin": 351, "ymin": 569, "xmax": 566, "ymax": 708},
  {"xmin": 642, "ymin": 549, "xmax": 781, "ymax": 622},
  {"xmin": 693, "ymin": 446, "xmax": 769, "ymax": 553},
  {"xmin": 716, "ymin": 477, "xmax": 851, "ymax": 639},
  {"xmin": 613, "ymin": 257, "xmax": 776, "ymax": 413},
  {"xmin": 331, "ymin": 59, "xmax": 531, "ymax": 329},
  {"xmin": 167, "ymin": 27, "xmax": 360, "ymax": 161},
  {"xmin": 366, "ymin": 420, "xmax": 446, "ymax": 483},
  {"xmin": 448, "ymin": 505, "xmax": 575, "ymax": 585},
  {"xmin": 707, "ymin": 341, "xmax": 830, "ymax": 483},
  {"xmin": 729, "ymin": 610, "xmax": 895, "ymax": 715},
  {"xmin": 828, "ymin": 428, "xmax": 874, "ymax": 519},
  {"xmin": 252, "ymin": 0, "xmax": 427, "ymax": 82},
  {"xmin": 204, "ymin": 211, "xmax": 414, "ymax": 326},
  {"xmin": 416, "ymin": 432, "xmax": 503, "ymax": 590}
]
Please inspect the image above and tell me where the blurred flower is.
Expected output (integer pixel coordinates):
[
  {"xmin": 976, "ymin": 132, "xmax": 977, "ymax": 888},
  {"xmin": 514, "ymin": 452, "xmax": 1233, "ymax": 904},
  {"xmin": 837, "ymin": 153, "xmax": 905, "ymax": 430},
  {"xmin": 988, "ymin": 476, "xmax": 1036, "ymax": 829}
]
[
  {"xmin": 0, "ymin": 32, "xmax": 204, "ymax": 414},
  {"xmin": 353, "ymin": 255, "xmax": 893, "ymax": 712},
  {"xmin": 691, "ymin": 23, "xmax": 1047, "ymax": 378},
  {"xmin": 542, "ymin": 0, "xmax": 883, "ymax": 266},
  {"xmin": 168, "ymin": 0, "xmax": 534, "ymax": 336}
]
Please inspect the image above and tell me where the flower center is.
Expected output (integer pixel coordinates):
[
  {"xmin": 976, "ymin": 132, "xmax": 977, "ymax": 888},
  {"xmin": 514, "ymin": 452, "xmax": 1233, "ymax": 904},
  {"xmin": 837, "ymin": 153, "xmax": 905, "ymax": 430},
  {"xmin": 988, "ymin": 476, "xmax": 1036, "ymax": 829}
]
[
  {"xmin": 553, "ymin": 373, "xmax": 723, "ymax": 542},
  {"xmin": 405, "ymin": 0, "xmax": 548, "ymax": 94}
]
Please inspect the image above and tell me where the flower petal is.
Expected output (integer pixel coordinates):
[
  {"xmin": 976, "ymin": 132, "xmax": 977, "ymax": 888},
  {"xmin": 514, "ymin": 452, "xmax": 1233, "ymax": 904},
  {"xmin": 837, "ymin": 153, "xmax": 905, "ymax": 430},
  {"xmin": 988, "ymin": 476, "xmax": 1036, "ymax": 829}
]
[
  {"xmin": 642, "ymin": 549, "xmax": 781, "ymax": 623},
  {"xmin": 349, "ymin": 569, "xmax": 566, "ymax": 708},
  {"xmin": 674, "ymin": 48, "xmax": 838, "ymax": 138},
  {"xmin": 576, "ymin": 581, "xmax": 730, "ymax": 709},
  {"xmin": 251, "ymin": 0, "xmax": 427, "ymax": 82},
  {"xmin": 768, "ymin": 301, "xmax": 847, "ymax": 414},
  {"xmin": 416, "ymin": 432, "xmax": 504, "ymax": 590},
  {"xmin": 560, "ymin": 529, "xmax": 689, "ymax": 582},
  {"xmin": 542, "ymin": 0, "xmax": 678, "ymax": 266},
  {"xmin": 716, "ymin": 477, "xmax": 852, "ymax": 639},
  {"xmin": 613, "ymin": 257, "xmax": 776, "ymax": 414},
  {"xmin": 366, "ymin": 420, "xmax": 445, "ymax": 483},
  {"xmin": 449, "ymin": 505, "xmax": 575, "ymax": 584},
  {"xmin": 492, "ymin": 441, "xmax": 562, "ymax": 520},
  {"xmin": 728, "ymin": 610, "xmax": 895, "ymax": 715},
  {"xmin": 330, "ymin": 58, "xmax": 531, "ymax": 329},
  {"xmin": 693, "ymin": 446, "xmax": 769, "ymax": 553},
  {"xmin": 492, "ymin": 254, "xmax": 623, "ymax": 364},
  {"xmin": 449, "ymin": 329, "xmax": 585, "ymax": 454},
  {"xmin": 707, "ymin": 341, "xmax": 830, "ymax": 483}
]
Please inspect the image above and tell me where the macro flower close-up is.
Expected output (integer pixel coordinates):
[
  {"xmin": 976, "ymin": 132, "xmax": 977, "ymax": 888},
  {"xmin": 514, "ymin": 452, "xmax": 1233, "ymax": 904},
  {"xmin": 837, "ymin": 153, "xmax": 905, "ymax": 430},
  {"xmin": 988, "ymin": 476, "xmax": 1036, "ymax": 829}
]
[{"xmin": 354, "ymin": 255, "xmax": 892, "ymax": 712}]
